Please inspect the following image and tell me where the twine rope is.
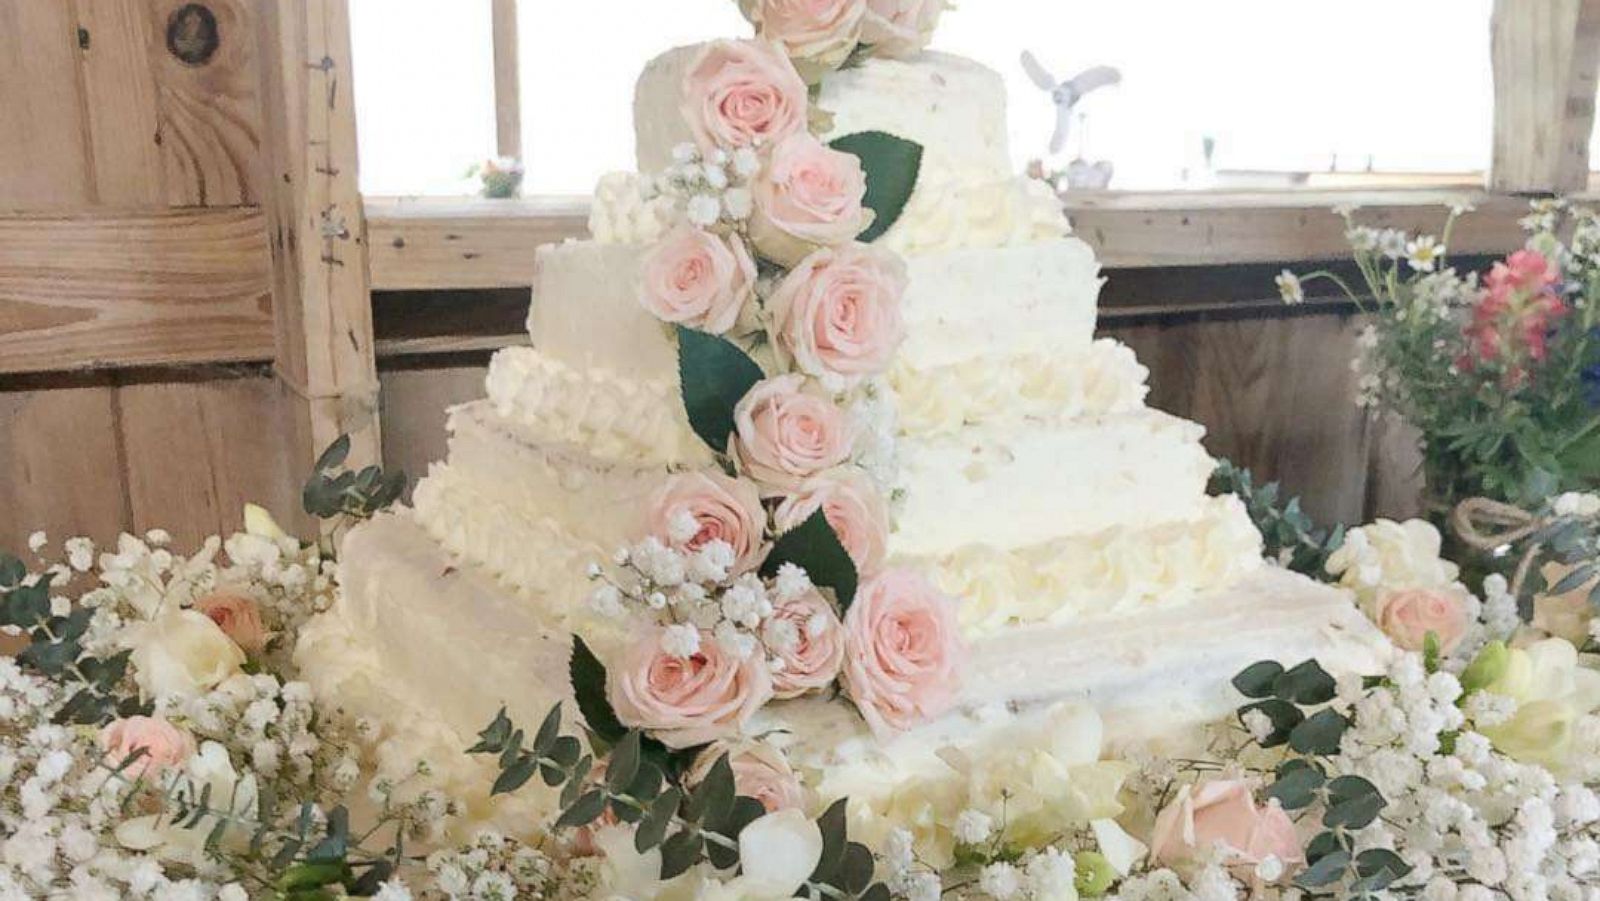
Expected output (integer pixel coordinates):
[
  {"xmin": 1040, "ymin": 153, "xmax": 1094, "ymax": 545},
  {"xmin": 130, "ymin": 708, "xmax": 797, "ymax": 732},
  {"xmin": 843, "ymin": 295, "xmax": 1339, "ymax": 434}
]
[{"xmin": 1450, "ymin": 497, "xmax": 1545, "ymax": 596}]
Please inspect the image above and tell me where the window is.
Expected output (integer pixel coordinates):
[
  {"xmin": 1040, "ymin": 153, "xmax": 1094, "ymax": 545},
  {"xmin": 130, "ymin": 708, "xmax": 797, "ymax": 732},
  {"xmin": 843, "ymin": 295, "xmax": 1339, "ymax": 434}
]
[{"xmin": 351, "ymin": 0, "xmax": 1496, "ymax": 195}]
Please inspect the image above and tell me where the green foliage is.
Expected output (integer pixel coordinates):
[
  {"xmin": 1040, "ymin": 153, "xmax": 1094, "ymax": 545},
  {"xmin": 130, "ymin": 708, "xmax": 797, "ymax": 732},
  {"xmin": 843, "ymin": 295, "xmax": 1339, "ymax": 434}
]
[
  {"xmin": 1209, "ymin": 460, "xmax": 1344, "ymax": 579},
  {"xmin": 760, "ymin": 507, "xmax": 860, "ymax": 609},
  {"xmin": 301, "ymin": 435, "xmax": 407, "ymax": 523},
  {"xmin": 0, "ymin": 567, "xmax": 142, "ymax": 725},
  {"xmin": 676, "ymin": 326, "xmax": 766, "ymax": 454},
  {"xmin": 827, "ymin": 131, "xmax": 924, "ymax": 243},
  {"xmin": 470, "ymin": 705, "xmax": 891, "ymax": 897}
]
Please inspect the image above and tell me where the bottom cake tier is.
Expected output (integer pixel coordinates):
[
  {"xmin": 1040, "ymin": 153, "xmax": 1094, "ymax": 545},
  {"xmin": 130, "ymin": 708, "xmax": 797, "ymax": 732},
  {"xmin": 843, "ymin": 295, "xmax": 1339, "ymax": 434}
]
[{"xmin": 297, "ymin": 513, "xmax": 1391, "ymax": 855}]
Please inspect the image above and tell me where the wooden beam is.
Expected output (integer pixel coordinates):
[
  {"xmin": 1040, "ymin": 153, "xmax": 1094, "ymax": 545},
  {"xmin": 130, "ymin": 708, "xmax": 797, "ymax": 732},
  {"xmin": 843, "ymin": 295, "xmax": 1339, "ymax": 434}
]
[
  {"xmin": 491, "ymin": 0, "xmax": 521, "ymax": 161},
  {"xmin": 0, "ymin": 208, "xmax": 273, "ymax": 373},
  {"xmin": 257, "ymin": 0, "xmax": 380, "ymax": 533},
  {"xmin": 365, "ymin": 196, "xmax": 587, "ymax": 289},
  {"xmin": 1490, "ymin": 0, "xmax": 1600, "ymax": 193}
]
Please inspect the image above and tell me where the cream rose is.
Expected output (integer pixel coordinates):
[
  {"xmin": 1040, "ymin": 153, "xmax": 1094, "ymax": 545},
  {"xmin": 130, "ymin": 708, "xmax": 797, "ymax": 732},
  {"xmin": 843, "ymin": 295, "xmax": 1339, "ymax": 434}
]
[
  {"xmin": 640, "ymin": 225, "xmax": 757, "ymax": 334},
  {"xmin": 99, "ymin": 716, "xmax": 196, "ymax": 780},
  {"xmin": 1149, "ymin": 779, "xmax": 1303, "ymax": 880},
  {"xmin": 765, "ymin": 588, "xmax": 846, "ymax": 698},
  {"xmin": 1325, "ymin": 519, "xmax": 1461, "ymax": 609},
  {"xmin": 750, "ymin": 133, "xmax": 872, "ymax": 267},
  {"xmin": 192, "ymin": 591, "xmax": 269, "ymax": 656},
  {"xmin": 647, "ymin": 470, "xmax": 770, "ymax": 575},
  {"xmin": 125, "ymin": 609, "xmax": 246, "ymax": 700},
  {"xmin": 740, "ymin": 0, "xmax": 865, "ymax": 78},
  {"xmin": 841, "ymin": 568, "xmax": 964, "ymax": 735},
  {"xmin": 768, "ymin": 244, "xmax": 907, "ymax": 384},
  {"xmin": 731, "ymin": 374, "xmax": 856, "ymax": 489},
  {"xmin": 682, "ymin": 39, "xmax": 809, "ymax": 153},
  {"xmin": 1479, "ymin": 637, "xmax": 1600, "ymax": 772},
  {"xmin": 1370, "ymin": 587, "xmax": 1471, "ymax": 654},
  {"xmin": 862, "ymin": 0, "xmax": 945, "ymax": 58},
  {"xmin": 773, "ymin": 468, "xmax": 890, "ymax": 574},
  {"xmin": 608, "ymin": 628, "xmax": 774, "ymax": 748},
  {"xmin": 688, "ymin": 740, "xmax": 806, "ymax": 812}
]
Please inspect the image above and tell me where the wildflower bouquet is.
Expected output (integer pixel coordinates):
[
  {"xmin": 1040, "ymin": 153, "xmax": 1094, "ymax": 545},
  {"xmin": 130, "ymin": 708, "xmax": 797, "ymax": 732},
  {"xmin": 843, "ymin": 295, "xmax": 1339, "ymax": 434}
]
[{"xmin": 1280, "ymin": 200, "xmax": 1600, "ymax": 510}]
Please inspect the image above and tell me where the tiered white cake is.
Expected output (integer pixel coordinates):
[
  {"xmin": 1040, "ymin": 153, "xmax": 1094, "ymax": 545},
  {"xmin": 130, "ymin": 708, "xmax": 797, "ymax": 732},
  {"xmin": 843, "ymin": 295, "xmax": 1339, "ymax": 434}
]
[{"xmin": 298, "ymin": 45, "xmax": 1385, "ymax": 840}]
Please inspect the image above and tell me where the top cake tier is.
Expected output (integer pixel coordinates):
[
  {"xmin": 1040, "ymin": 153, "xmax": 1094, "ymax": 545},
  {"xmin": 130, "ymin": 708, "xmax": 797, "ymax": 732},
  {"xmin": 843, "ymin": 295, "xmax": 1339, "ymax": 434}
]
[{"xmin": 635, "ymin": 45, "xmax": 1013, "ymax": 182}]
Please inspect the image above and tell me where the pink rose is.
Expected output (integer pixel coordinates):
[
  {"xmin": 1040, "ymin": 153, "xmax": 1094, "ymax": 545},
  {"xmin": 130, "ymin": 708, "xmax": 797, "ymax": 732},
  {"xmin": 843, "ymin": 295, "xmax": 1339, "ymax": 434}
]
[
  {"xmin": 647, "ymin": 470, "xmax": 770, "ymax": 576},
  {"xmin": 862, "ymin": 0, "xmax": 944, "ymax": 58},
  {"xmin": 750, "ymin": 133, "xmax": 871, "ymax": 266},
  {"xmin": 99, "ymin": 716, "xmax": 196, "ymax": 780},
  {"xmin": 640, "ymin": 225, "xmax": 757, "ymax": 334},
  {"xmin": 681, "ymin": 39, "xmax": 809, "ymax": 153},
  {"xmin": 1371, "ymin": 588, "xmax": 1471, "ymax": 654},
  {"xmin": 840, "ymin": 569, "xmax": 965, "ymax": 736},
  {"xmin": 741, "ymin": 0, "xmax": 864, "ymax": 76},
  {"xmin": 731, "ymin": 374, "xmax": 856, "ymax": 489},
  {"xmin": 193, "ymin": 591, "xmax": 268, "ymax": 656},
  {"xmin": 1150, "ymin": 780, "xmax": 1303, "ymax": 880},
  {"xmin": 608, "ymin": 628, "xmax": 774, "ymax": 748},
  {"xmin": 687, "ymin": 740, "xmax": 806, "ymax": 812},
  {"xmin": 766, "ymin": 589, "xmax": 846, "ymax": 698},
  {"xmin": 769, "ymin": 244, "xmax": 907, "ymax": 384},
  {"xmin": 773, "ymin": 468, "xmax": 890, "ymax": 574}
]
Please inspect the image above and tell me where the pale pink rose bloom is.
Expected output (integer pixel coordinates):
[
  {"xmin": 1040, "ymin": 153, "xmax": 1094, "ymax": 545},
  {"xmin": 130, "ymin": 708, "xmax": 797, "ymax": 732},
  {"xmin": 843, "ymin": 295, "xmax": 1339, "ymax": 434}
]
[
  {"xmin": 687, "ymin": 740, "xmax": 806, "ymax": 812},
  {"xmin": 647, "ymin": 470, "xmax": 770, "ymax": 575},
  {"xmin": 99, "ymin": 716, "xmax": 197, "ymax": 780},
  {"xmin": 193, "ymin": 591, "xmax": 268, "ymax": 656},
  {"xmin": 608, "ymin": 628, "xmax": 774, "ymax": 749},
  {"xmin": 742, "ymin": 0, "xmax": 865, "ymax": 74},
  {"xmin": 773, "ymin": 468, "xmax": 890, "ymax": 574},
  {"xmin": 840, "ymin": 569, "xmax": 964, "ymax": 736},
  {"xmin": 862, "ymin": 0, "xmax": 944, "ymax": 58},
  {"xmin": 640, "ymin": 225, "xmax": 757, "ymax": 334},
  {"xmin": 1149, "ymin": 780, "xmax": 1303, "ymax": 880},
  {"xmin": 750, "ymin": 133, "xmax": 871, "ymax": 266},
  {"xmin": 731, "ymin": 374, "xmax": 857, "ymax": 489},
  {"xmin": 769, "ymin": 244, "xmax": 907, "ymax": 384},
  {"xmin": 1372, "ymin": 588, "xmax": 1471, "ymax": 653},
  {"xmin": 766, "ymin": 589, "xmax": 846, "ymax": 698},
  {"xmin": 681, "ymin": 39, "xmax": 809, "ymax": 153}
]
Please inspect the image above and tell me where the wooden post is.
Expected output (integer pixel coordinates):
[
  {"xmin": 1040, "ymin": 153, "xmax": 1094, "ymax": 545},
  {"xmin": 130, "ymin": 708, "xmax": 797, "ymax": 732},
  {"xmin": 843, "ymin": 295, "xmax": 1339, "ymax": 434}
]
[
  {"xmin": 491, "ymin": 0, "xmax": 522, "ymax": 161},
  {"xmin": 256, "ymin": 0, "xmax": 380, "ymax": 536},
  {"xmin": 1490, "ymin": 0, "xmax": 1600, "ymax": 193}
]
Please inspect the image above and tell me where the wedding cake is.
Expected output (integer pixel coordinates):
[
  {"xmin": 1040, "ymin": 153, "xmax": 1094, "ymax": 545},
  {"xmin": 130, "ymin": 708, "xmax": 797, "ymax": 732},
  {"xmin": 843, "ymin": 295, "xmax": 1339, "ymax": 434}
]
[{"xmin": 298, "ymin": 6, "xmax": 1386, "ymax": 856}]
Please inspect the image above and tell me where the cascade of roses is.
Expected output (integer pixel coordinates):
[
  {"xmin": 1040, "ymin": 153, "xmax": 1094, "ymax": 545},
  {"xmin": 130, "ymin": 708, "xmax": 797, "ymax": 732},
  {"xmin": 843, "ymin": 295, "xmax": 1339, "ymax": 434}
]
[{"xmin": 612, "ymin": 36, "xmax": 964, "ymax": 756}]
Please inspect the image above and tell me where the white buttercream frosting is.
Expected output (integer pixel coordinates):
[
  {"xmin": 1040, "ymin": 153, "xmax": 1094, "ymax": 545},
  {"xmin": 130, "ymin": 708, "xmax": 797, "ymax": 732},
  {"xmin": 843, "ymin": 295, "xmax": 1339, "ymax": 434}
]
[{"xmin": 528, "ymin": 240, "xmax": 678, "ymax": 383}]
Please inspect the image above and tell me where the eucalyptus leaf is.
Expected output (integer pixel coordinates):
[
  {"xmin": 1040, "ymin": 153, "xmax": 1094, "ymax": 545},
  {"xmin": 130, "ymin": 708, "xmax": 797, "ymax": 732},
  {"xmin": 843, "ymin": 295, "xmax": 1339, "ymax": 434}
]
[
  {"xmin": 1304, "ymin": 830, "xmax": 1348, "ymax": 865},
  {"xmin": 1288, "ymin": 708, "xmax": 1350, "ymax": 756},
  {"xmin": 659, "ymin": 830, "xmax": 705, "ymax": 880},
  {"xmin": 554, "ymin": 790, "xmax": 607, "ymax": 829},
  {"xmin": 607, "ymin": 732, "xmax": 642, "ymax": 793},
  {"xmin": 1239, "ymin": 699, "xmax": 1303, "ymax": 747},
  {"xmin": 1231, "ymin": 661, "xmax": 1285, "ymax": 699},
  {"xmin": 492, "ymin": 757, "xmax": 538, "ymax": 796},
  {"xmin": 533, "ymin": 705, "xmax": 561, "ymax": 756},
  {"xmin": 1295, "ymin": 850, "xmax": 1351, "ymax": 888},
  {"xmin": 0, "ymin": 554, "xmax": 24, "ymax": 589},
  {"xmin": 1273, "ymin": 659, "xmax": 1337, "ymax": 705},
  {"xmin": 687, "ymin": 754, "xmax": 736, "ymax": 828},
  {"xmin": 1266, "ymin": 764, "xmax": 1326, "ymax": 810}
]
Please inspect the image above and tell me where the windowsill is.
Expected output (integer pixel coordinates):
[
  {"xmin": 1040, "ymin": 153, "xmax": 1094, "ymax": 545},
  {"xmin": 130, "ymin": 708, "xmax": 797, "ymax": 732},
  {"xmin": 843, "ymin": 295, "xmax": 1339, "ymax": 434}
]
[{"xmin": 363, "ymin": 185, "xmax": 1531, "ymax": 291}]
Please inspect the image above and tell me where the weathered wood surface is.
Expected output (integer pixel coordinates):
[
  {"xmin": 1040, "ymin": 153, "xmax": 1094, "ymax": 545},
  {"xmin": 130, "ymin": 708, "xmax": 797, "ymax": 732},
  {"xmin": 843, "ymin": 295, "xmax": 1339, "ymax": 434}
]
[
  {"xmin": 366, "ymin": 197, "xmax": 589, "ymax": 289},
  {"xmin": 1490, "ymin": 0, "xmax": 1600, "ymax": 193},
  {"xmin": 0, "ymin": 209, "xmax": 274, "ymax": 373},
  {"xmin": 491, "ymin": 0, "xmax": 522, "ymax": 160}
]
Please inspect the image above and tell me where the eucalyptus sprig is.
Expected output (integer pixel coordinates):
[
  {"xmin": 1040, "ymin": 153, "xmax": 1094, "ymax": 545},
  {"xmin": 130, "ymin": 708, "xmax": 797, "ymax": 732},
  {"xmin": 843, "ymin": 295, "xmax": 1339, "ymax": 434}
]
[
  {"xmin": 1209, "ymin": 460, "xmax": 1345, "ymax": 580},
  {"xmin": 469, "ymin": 702, "xmax": 889, "ymax": 899},
  {"xmin": 300, "ymin": 435, "xmax": 407, "ymax": 526}
]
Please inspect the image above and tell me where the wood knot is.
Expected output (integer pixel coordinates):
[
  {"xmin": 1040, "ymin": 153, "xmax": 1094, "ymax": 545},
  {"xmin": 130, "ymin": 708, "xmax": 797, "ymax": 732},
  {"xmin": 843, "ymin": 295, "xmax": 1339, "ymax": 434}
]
[{"xmin": 166, "ymin": 3, "xmax": 220, "ymax": 67}]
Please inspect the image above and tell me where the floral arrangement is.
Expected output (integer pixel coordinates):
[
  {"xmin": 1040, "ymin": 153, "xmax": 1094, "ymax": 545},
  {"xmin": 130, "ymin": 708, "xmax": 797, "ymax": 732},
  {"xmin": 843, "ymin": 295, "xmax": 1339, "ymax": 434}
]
[
  {"xmin": 735, "ymin": 0, "xmax": 946, "ymax": 84},
  {"xmin": 1278, "ymin": 200, "xmax": 1600, "ymax": 511},
  {"xmin": 466, "ymin": 157, "xmax": 524, "ymax": 199}
]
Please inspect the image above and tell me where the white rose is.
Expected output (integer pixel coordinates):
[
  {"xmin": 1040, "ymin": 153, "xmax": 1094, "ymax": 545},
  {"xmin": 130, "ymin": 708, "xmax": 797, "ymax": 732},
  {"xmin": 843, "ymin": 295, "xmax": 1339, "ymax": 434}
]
[
  {"xmin": 1325, "ymin": 518, "xmax": 1460, "ymax": 608},
  {"xmin": 1480, "ymin": 638, "xmax": 1600, "ymax": 772},
  {"xmin": 125, "ymin": 609, "xmax": 246, "ymax": 700},
  {"xmin": 731, "ymin": 808, "xmax": 825, "ymax": 899}
]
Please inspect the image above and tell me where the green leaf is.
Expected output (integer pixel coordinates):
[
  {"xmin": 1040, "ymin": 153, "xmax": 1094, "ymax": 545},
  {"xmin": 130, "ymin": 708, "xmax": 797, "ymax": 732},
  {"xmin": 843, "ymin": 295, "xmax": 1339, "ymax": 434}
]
[
  {"xmin": 827, "ymin": 131, "xmax": 924, "ymax": 243},
  {"xmin": 1324, "ymin": 775, "xmax": 1385, "ymax": 829},
  {"xmin": 1231, "ymin": 661, "xmax": 1285, "ymax": 699},
  {"xmin": 570, "ymin": 637, "xmax": 627, "ymax": 745},
  {"xmin": 676, "ymin": 326, "xmax": 765, "ymax": 453},
  {"xmin": 1355, "ymin": 848, "xmax": 1412, "ymax": 885},
  {"xmin": 809, "ymin": 798, "xmax": 851, "ymax": 885},
  {"xmin": 1239, "ymin": 699, "xmax": 1304, "ymax": 747},
  {"xmin": 532, "ymin": 705, "xmax": 561, "ymax": 756},
  {"xmin": 635, "ymin": 788, "xmax": 682, "ymax": 854},
  {"xmin": 1552, "ymin": 564, "xmax": 1598, "ymax": 595},
  {"xmin": 659, "ymin": 830, "xmax": 705, "ymax": 880},
  {"xmin": 841, "ymin": 842, "xmax": 875, "ymax": 894},
  {"xmin": 0, "ymin": 554, "xmax": 24, "ymax": 589},
  {"xmin": 554, "ymin": 790, "xmax": 607, "ymax": 829},
  {"xmin": 705, "ymin": 796, "xmax": 767, "ymax": 869},
  {"xmin": 1273, "ymin": 659, "xmax": 1337, "ymax": 705},
  {"xmin": 492, "ymin": 757, "xmax": 538, "ymax": 796},
  {"xmin": 1288, "ymin": 708, "xmax": 1350, "ymax": 756},
  {"xmin": 760, "ymin": 508, "xmax": 860, "ymax": 609},
  {"xmin": 1295, "ymin": 850, "xmax": 1351, "ymax": 889},
  {"xmin": 1266, "ymin": 763, "xmax": 1326, "ymax": 810},
  {"xmin": 1304, "ymin": 830, "xmax": 1348, "ymax": 866},
  {"xmin": 315, "ymin": 435, "xmax": 352, "ymax": 472},
  {"xmin": 687, "ymin": 754, "xmax": 736, "ymax": 828},
  {"xmin": 607, "ymin": 732, "xmax": 642, "ymax": 794},
  {"xmin": 1423, "ymin": 631, "xmax": 1442, "ymax": 674}
]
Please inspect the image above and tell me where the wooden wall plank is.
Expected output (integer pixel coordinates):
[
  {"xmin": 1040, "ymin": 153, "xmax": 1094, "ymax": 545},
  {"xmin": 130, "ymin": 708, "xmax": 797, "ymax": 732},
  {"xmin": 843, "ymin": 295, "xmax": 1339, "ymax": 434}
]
[
  {"xmin": 0, "ymin": 208, "xmax": 273, "ymax": 373},
  {"xmin": 1490, "ymin": 0, "xmax": 1600, "ymax": 193},
  {"xmin": 0, "ymin": 2, "xmax": 95, "ymax": 209},
  {"xmin": 491, "ymin": 0, "xmax": 522, "ymax": 160},
  {"xmin": 117, "ymin": 372, "xmax": 296, "ymax": 548},
  {"xmin": 0, "ymin": 378, "xmax": 130, "ymax": 553},
  {"xmin": 366, "ymin": 197, "xmax": 589, "ymax": 290},
  {"xmin": 148, "ymin": 0, "xmax": 265, "ymax": 206},
  {"xmin": 75, "ymin": 0, "xmax": 166, "ymax": 205},
  {"xmin": 378, "ymin": 362, "xmax": 491, "ymax": 499}
]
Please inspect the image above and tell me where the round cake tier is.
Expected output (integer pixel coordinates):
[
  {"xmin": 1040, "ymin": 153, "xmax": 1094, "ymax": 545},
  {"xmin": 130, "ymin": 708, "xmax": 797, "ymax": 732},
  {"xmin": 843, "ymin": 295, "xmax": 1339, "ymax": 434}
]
[{"xmin": 635, "ymin": 45, "xmax": 1012, "ymax": 182}]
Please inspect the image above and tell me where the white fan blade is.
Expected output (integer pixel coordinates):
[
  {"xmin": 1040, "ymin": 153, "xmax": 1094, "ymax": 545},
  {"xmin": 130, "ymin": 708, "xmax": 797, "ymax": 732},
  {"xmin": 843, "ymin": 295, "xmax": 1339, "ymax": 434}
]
[
  {"xmin": 1064, "ymin": 65, "xmax": 1121, "ymax": 99},
  {"xmin": 1020, "ymin": 50, "xmax": 1058, "ymax": 91},
  {"xmin": 1049, "ymin": 104, "xmax": 1071, "ymax": 154}
]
